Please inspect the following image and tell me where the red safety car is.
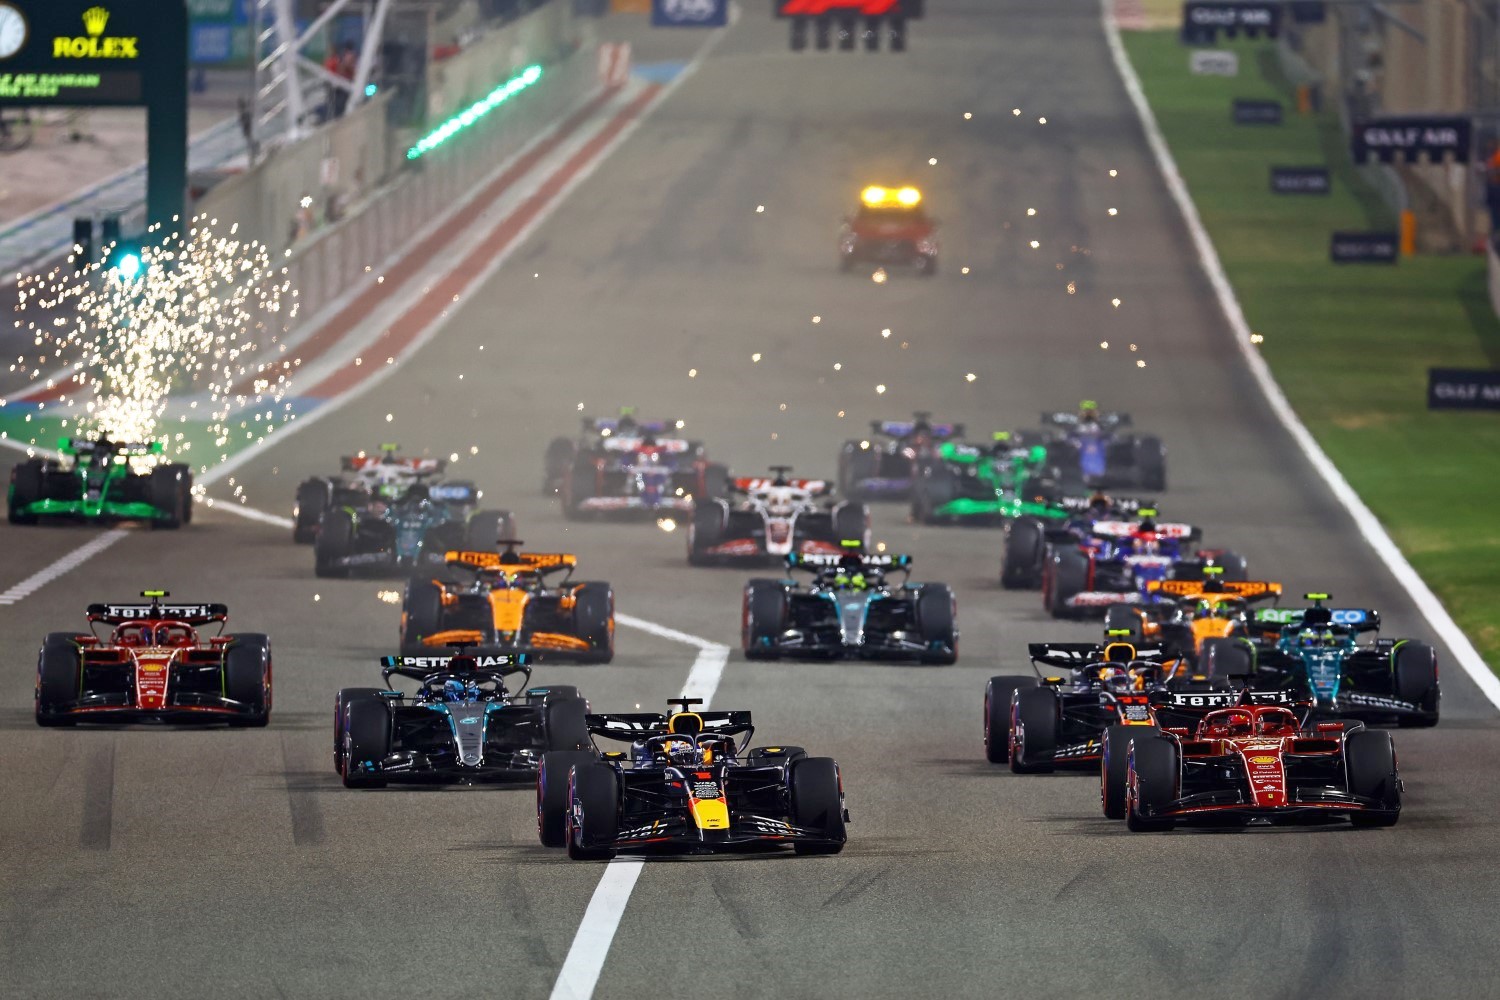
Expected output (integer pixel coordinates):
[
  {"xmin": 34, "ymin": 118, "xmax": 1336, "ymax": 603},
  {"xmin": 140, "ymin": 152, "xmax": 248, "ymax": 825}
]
[{"xmin": 34, "ymin": 590, "xmax": 272, "ymax": 727}]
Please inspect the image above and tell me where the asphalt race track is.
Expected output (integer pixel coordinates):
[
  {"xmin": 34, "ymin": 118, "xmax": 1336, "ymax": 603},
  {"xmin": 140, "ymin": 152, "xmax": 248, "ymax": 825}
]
[{"xmin": 3, "ymin": 3, "xmax": 1499, "ymax": 997}]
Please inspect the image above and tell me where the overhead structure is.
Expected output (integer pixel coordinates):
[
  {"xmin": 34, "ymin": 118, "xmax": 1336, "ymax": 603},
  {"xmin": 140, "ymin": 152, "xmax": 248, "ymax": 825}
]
[{"xmin": 775, "ymin": 0, "xmax": 925, "ymax": 52}]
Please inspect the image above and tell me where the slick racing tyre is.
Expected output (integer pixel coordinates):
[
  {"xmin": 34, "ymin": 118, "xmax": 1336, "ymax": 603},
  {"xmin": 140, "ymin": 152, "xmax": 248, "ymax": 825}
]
[
  {"xmin": 8, "ymin": 461, "xmax": 43, "ymax": 525},
  {"xmin": 294, "ymin": 481, "xmax": 329, "ymax": 544},
  {"xmin": 838, "ymin": 446, "xmax": 880, "ymax": 501},
  {"xmin": 1133, "ymin": 436, "xmax": 1167, "ymax": 492},
  {"xmin": 985, "ymin": 676, "xmax": 1034, "ymax": 764},
  {"xmin": 315, "ymin": 509, "xmax": 355, "ymax": 578},
  {"xmin": 790, "ymin": 757, "xmax": 847, "ymax": 855},
  {"xmin": 1101, "ymin": 724, "xmax": 1151, "ymax": 819},
  {"xmin": 224, "ymin": 633, "xmax": 272, "ymax": 728},
  {"xmin": 1394, "ymin": 640, "xmax": 1440, "ymax": 727},
  {"xmin": 543, "ymin": 437, "xmax": 576, "ymax": 495},
  {"xmin": 700, "ymin": 463, "xmax": 730, "ymax": 502},
  {"xmin": 465, "ymin": 509, "xmax": 515, "ymax": 550},
  {"xmin": 1125, "ymin": 736, "xmax": 1179, "ymax": 831},
  {"xmin": 538, "ymin": 750, "xmax": 597, "ymax": 847},
  {"xmin": 688, "ymin": 501, "xmax": 725, "ymax": 566},
  {"xmin": 911, "ymin": 466, "xmax": 956, "ymax": 525},
  {"xmin": 544, "ymin": 697, "xmax": 592, "ymax": 752},
  {"xmin": 1043, "ymin": 547, "xmax": 1090, "ymax": 618},
  {"xmin": 567, "ymin": 763, "xmax": 621, "ymax": 860},
  {"xmin": 743, "ymin": 580, "xmax": 787, "ymax": 660},
  {"xmin": 563, "ymin": 460, "xmax": 597, "ymax": 520},
  {"xmin": 1010, "ymin": 687, "xmax": 1059, "ymax": 774},
  {"xmin": 1346, "ymin": 730, "xmax": 1401, "ymax": 827},
  {"xmin": 149, "ymin": 464, "xmax": 191, "ymax": 529},
  {"xmin": 35, "ymin": 632, "xmax": 81, "ymax": 726},
  {"xmin": 572, "ymin": 582, "xmax": 615, "ymax": 664},
  {"xmin": 1000, "ymin": 517, "xmax": 1046, "ymax": 589},
  {"xmin": 401, "ymin": 577, "xmax": 444, "ymax": 654},
  {"xmin": 341, "ymin": 694, "xmax": 391, "ymax": 788},
  {"xmin": 832, "ymin": 501, "xmax": 870, "ymax": 547},
  {"xmin": 917, "ymin": 584, "xmax": 958, "ymax": 664},
  {"xmin": 334, "ymin": 687, "xmax": 383, "ymax": 773}
]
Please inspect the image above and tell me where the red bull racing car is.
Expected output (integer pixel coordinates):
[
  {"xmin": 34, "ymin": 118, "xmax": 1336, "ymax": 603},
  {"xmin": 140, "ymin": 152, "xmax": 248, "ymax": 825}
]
[
  {"xmin": 34, "ymin": 591, "xmax": 271, "ymax": 727},
  {"xmin": 537, "ymin": 699, "xmax": 848, "ymax": 858}
]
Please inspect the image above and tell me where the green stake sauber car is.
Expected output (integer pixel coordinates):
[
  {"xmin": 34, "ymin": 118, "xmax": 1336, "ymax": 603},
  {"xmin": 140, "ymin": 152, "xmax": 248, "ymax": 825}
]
[
  {"xmin": 8, "ymin": 438, "xmax": 193, "ymax": 528},
  {"xmin": 911, "ymin": 434, "xmax": 1067, "ymax": 525}
]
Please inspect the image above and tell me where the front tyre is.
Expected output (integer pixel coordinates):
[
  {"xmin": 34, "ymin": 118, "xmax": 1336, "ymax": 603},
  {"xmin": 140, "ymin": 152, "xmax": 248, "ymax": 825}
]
[
  {"xmin": 790, "ymin": 757, "xmax": 847, "ymax": 855},
  {"xmin": 567, "ymin": 763, "xmax": 621, "ymax": 860},
  {"xmin": 985, "ymin": 676, "xmax": 1034, "ymax": 763},
  {"xmin": 224, "ymin": 633, "xmax": 272, "ymax": 727}
]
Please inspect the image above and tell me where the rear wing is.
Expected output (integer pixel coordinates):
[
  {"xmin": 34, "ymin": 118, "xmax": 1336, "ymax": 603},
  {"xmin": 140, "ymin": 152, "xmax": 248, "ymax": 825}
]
[
  {"xmin": 733, "ymin": 477, "xmax": 831, "ymax": 495},
  {"xmin": 63, "ymin": 438, "xmax": 163, "ymax": 457},
  {"xmin": 874, "ymin": 419, "xmax": 963, "ymax": 439},
  {"xmin": 599, "ymin": 436, "xmax": 690, "ymax": 453},
  {"xmin": 1148, "ymin": 579, "xmax": 1282, "ymax": 603},
  {"xmin": 378, "ymin": 652, "xmax": 530, "ymax": 684},
  {"xmin": 585, "ymin": 711, "xmax": 754, "ymax": 742},
  {"xmin": 1092, "ymin": 519, "xmax": 1199, "ymax": 541},
  {"xmin": 446, "ymin": 550, "xmax": 577, "ymax": 573},
  {"xmin": 1027, "ymin": 641, "xmax": 1167, "ymax": 671},
  {"xmin": 587, "ymin": 417, "xmax": 681, "ymax": 435},
  {"xmin": 1052, "ymin": 495, "xmax": 1151, "ymax": 515},
  {"xmin": 87, "ymin": 602, "xmax": 228, "ymax": 625},
  {"xmin": 341, "ymin": 454, "xmax": 446, "ymax": 475},
  {"xmin": 1253, "ymin": 607, "xmax": 1381, "ymax": 631},
  {"xmin": 1041, "ymin": 411, "xmax": 1131, "ymax": 430},
  {"xmin": 787, "ymin": 552, "xmax": 910, "ymax": 571}
]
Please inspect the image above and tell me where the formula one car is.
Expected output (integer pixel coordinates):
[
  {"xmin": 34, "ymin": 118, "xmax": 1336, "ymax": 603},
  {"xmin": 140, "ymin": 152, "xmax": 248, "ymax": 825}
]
[
  {"xmin": 1040, "ymin": 512, "xmax": 1247, "ymax": 618},
  {"xmin": 1102, "ymin": 570, "xmax": 1283, "ymax": 661},
  {"xmin": 838, "ymin": 412, "xmax": 964, "ymax": 502},
  {"xmin": 1202, "ymin": 594, "xmax": 1440, "ymax": 727},
  {"xmin": 742, "ymin": 547, "xmax": 957, "ymax": 663},
  {"xmin": 839, "ymin": 185, "xmax": 938, "ymax": 275},
  {"xmin": 313, "ymin": 477, "xmax": 511, "ymax": 578},
  {"xmin": 537, "ymin": 698, "xmax": 848, "ymax": 858},
  {"xmin": 688, "ymin": 467, "xmax": 869, "ymax": 565},
  {"xmin": 1021, "ymin": 401, "xmax": 1166, "ymax": 491},
  {"xmin": 910, "ymin": 433, "xmax": 1060, "ymax": 525},
  {"xmin": 544, "ymin": 414, "xmax": 728, "ymax": 520},
  {"xmin": 335, "ymin": 650, "xmax": 591, "ymax": 787},
  {"xmin": 9, "ymin": 438, "xmax": 192, "ymax": 528},
  {"xmin": 400, "ymin": 544, "xmax": 614, "ymax": 663},
  {"xmin": 1122, "ymin": 704, "xmax": 1401, "ymax": 830},
  {"xmin": 999, "ymin": 493, "xmax": 1155, "ymax": 588},
  {"xmin": 983, "ymin": 638, "xmax": 1290, "ymax": 777},
  {"xmin": 34, "ymin": 590, "xmax": 270, "ymax": 726},
  {"xmin": 293, "ymin": 444, "xmax": 474, "ymax": 544}
]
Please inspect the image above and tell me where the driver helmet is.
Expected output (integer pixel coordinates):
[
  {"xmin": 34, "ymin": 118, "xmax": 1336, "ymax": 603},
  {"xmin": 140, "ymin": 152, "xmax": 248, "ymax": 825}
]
[
  {"xmin": 1079, "ymin": 399, "xmax": 1100, "ymax": 420},
  {"xmin": 1256, "ymin": 709, "xmax": 1299, "ymax": 737},
  {"xmin": 663, "ymin": 738, "xmax": 703, "ymax": 767},
  {"xmin": 1086, "ymin": 491, "xmax": 1112, "ymax": 519},
  {"xmin": 1098, "ymin": 665, "xmax": 1131, "ymax": 693},
  {"xmin": 1297, "ymin": 628, "xmax": 1339, "ymax": 649},
  {"xmin": 403, "ymin": 483, "xmax": 431, "ymax": 504},
  {"xmin": 442, "ymin": 678, "xmax": 478, "ymax": 702}
]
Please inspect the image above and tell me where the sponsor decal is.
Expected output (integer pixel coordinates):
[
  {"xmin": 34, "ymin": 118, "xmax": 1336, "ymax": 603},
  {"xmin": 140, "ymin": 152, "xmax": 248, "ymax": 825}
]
[
  {"xmin": 382, "ymin": 654, "xmax": 516, "ymax": 669},
  {"xmin": 1181, "ymin": 2, "xmax": 1281, "ymax": 43},
  {"xmin": 1189, "ymin": 50, "xmax": 1239, "ymax": 76},
  {"xmin": 458, "ymin": 716, "xmax": 480, "ymax": 724},
  {"xmin": 1329, "ymin": 231, "xmax": 1398, "ymax": 264},
  {"xmin": 692, "ymin": 781, "xmax": 721, "ymax": 799},
  {"xmin": 1122, "ymin": 704, "xmax": 1151, "ymax": 722},
  {"xmin": 1065, "ymin": 591, "xmax": 1141, "ymax": 607},
  {"xmin": 1248, "ymin": 755, "xmax": 1277, "ymax": 764},
  {"xmin": 1233, "ymin": 99, "xmax": 1283, "ymax": 125},
  {"xmin": 103, "ymin": 603, "xmax": 214, "ymax": 619},
  {"xmin": 1351, "ymin": 116, "xmax": 1472, "ymax": 164},
  {"xmin": 53, "ymin": 6, "xmax": 139, "ymax": 60},
  {"xmin": 1427, "ymin": 368, "xmax": 1500, "ymax": 411},
  {"xmin": 1270, "ymin": 166, "xmax": 1330, "ymax": 194}
]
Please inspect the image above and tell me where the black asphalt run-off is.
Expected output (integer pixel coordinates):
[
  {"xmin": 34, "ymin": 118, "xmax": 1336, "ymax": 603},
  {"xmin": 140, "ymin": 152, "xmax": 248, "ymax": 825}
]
[{"xmin": 1, "ymin": 3, "xmax": 1496, "ymax": 997}]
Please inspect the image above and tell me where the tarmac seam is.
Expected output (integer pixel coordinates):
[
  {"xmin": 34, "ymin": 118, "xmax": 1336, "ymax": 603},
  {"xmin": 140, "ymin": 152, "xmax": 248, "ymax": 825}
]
[{"xmin": 1101, "ymin": 0, "xmax": 1500, "ymax": 707}]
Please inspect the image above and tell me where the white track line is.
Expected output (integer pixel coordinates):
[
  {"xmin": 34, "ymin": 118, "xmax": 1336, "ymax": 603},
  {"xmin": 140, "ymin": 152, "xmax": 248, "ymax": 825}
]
[
  {"xmin": 0, "ymin": 529, "xmax": 128, "ymax": 605},
  {"xmin": 1101, "ymin": 2, "xmax": 1500, "ymax": 707}
]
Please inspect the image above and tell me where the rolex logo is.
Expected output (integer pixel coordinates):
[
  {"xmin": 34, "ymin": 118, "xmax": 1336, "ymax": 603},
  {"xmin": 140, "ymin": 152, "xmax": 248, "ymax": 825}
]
[
  {"xmin": 83, "ymin": 6, "xmax": 110, "ymax": 36},
  {"xmin": 53, "ymin": 5, "xmax": 137, "ymax": 59}
]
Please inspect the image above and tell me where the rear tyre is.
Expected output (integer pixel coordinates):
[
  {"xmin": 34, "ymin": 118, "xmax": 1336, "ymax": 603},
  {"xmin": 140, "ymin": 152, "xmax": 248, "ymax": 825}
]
[
  {"xmin": 985, "ymin": 676, "xmax": 1034, "ymax": 763},
  {"xmin": 1126, "ymin": 736, "xmax": 1179, "ymax": 831},
  {"xmin": 688, "ymin": 501, "xmax": 725, "ymax": 566},
  {"xmin": 1394, "ymin": 640, "xmax": 1440, "ymax": 727},
  {"xmin": 465, "ymin": 509, "xmax": 515, "ymax": 550},
  {"xmin": 35, "ymin": 632, "xmax": 81, "ymax": 726},
  {"xmin": 1044, "ymin": 547, "xmax": 1090, "ymax": 618},
  {"xmin": 838, "ymin": 446, "xmax": 880, "ymax": 501},
  {"xmin": 1101, "ymin": 724, "xmax": 1151, "ymax": 819},
  {"xmin": 1200, "ymin": 637, "xmax": 1255, "ymax": 680},
  {"xmin": 1000, "ymin": 517, "xmax": 1046, "ymax": 589},
  {"xmin": 293, "ymin": 481, "xmax": 328, "ymax": 544},
  {"xmin": 567, "ymin": 762, "xmax": 621, "ymax": 860},
  {"xmin": 1009, "ymin": 687, "xmax": 1059, "ymax": 774},
  {"xmin": 149, "ymin": 465, "xmax": 190, "ymax": 529},
  {"xmin": 563, "ymin": 460, "xmax": 597, "ymax": 520},
  {"xmin": 334, "ymin": 687, "xmax": 383, "ymax": 773},
  {"xmin": 538, "ymin": 750, "xmax": 597, "ymax": 847},
  {"xmin": 1346, "ymin": 729, "xmax": 1401, "ymax": 827},
  {"xmin": 314, "ymin": 509, "xmax": 355, "ymax": 578},
  {"xmin": 916, "ymin": 584, "xmax": 958, "ymax": 664},
  {"xmin": 699, "ymin": 463, "xmax": 730, "ymax": 502},
  {"xmin": 572, "ymin": 582, "xmax": 614, "ymax": 664},
  {"xmin": 543, "ymin": 437, "xmax": 576, "ymax": 495},
  {"xmin": 1134, "ymin": 436, "xmax": 1167, "ymax": 492},
  {"xmin": 790, "ymin": 757, "xmax": 847, "ymax": 855},
  {"xmin": 911, "ymin": 466, "xmax": 956, "ymax": 525},
  {"xmin": 544, "ymin": 697, "xmax": 592, "ymax": 751},
  {"xmin": 831, "ymin": 501, "xmax": 870, "ymax": 547},
  {"xmin": 224, "ymin": 633, "xmax": 272, "ymax": 727},
  {"xmin": 743, "ymin": 580, "xmax": 786, "ymax": 660},
  {"xmin": 8, "ymin": 461, "xmax": 43, "ymax": 525},
  {"xmin": 401, "ymin": 577, "xmax": 445, "ymax": 653},
  {"xmin": 341, "ymin": 695, "xmax": 390, "ymax": 788}
]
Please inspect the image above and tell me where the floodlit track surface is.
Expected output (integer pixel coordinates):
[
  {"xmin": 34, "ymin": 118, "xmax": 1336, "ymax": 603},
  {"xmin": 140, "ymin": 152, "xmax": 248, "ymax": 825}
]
[{"xmin": 3, "ymin": 4, "xmax": 1498, "ymax": 997}]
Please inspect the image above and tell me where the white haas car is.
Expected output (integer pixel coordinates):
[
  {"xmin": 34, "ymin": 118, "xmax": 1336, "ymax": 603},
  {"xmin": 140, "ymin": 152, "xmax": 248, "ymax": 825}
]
[{"xmin": 688, "ymin": 467, "xmax": 870, "ymax": 566}]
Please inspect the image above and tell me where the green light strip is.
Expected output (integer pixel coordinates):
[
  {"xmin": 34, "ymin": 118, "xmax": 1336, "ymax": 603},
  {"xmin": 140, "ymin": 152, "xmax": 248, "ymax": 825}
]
[{"xmin": 406, "ymin": 64, "xmax": 544, "ymax": 161}]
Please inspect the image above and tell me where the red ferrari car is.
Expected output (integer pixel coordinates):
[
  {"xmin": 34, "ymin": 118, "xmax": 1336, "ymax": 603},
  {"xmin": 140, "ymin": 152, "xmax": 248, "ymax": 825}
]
[
  {"xmin": 34, "ymin": 590, "xmax": 271, "ymax": 727},
  {"xmin": 1118, "ymin": 703, "xmax": 1401, "ymax": 830}
]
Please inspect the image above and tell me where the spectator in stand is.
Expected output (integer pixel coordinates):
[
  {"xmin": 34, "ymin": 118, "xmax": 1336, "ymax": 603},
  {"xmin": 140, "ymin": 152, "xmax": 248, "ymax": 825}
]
[{"xmin": 326, "ymin": 43, "xmax": 357, "ymax": 118}]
